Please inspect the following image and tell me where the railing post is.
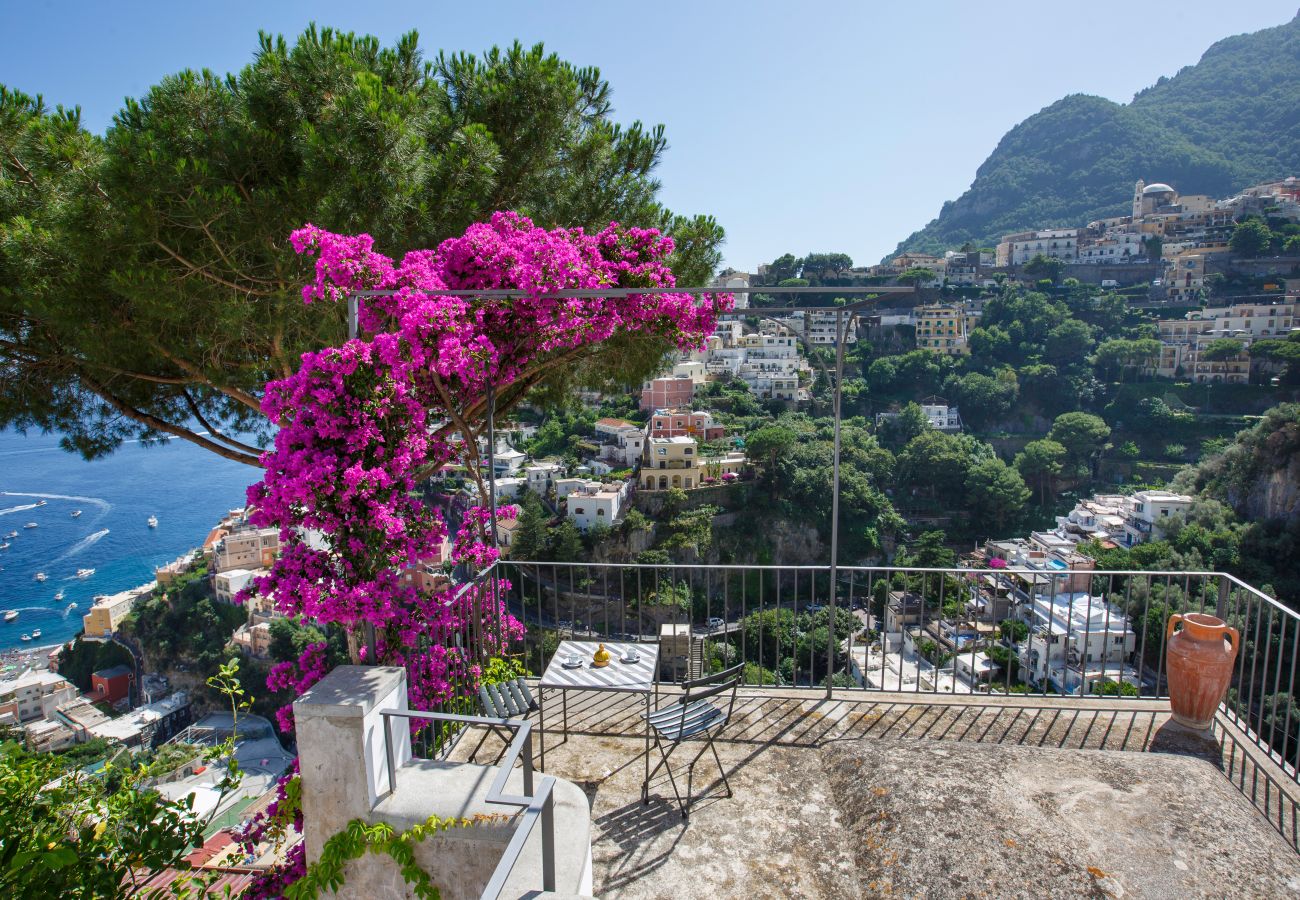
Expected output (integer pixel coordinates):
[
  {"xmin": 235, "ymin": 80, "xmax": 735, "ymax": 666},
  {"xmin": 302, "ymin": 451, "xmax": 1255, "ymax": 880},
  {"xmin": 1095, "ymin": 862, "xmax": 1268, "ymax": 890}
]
[
  {"xmin": 383, "ymin": 712, "xmax": 397, "ymax": 796},
  {"xmin": 523, "ymin": 724, "xmax": 534, "ymax": 796},
  {"xmin": 1217, "ymin": 574, "xmax": 1230, "ymax": 620},
  {"xmin": 541, "ymin": 786, "xmax": 556, "ymax": 892}
]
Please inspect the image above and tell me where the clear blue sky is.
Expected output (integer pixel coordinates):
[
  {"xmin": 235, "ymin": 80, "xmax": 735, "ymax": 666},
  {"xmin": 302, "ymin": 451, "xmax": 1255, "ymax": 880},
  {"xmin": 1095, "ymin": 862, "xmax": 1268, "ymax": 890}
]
[{"xmin": 2, "ymin": 1, "xmax": 1295, "ymax": 270}]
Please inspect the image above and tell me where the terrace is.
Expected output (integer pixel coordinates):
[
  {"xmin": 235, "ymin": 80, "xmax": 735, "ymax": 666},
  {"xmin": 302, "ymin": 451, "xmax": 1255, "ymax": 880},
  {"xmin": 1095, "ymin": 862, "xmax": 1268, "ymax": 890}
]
[{"xmin": 294, "ymin": 561, "xmax": 1300, "ymax": 899}]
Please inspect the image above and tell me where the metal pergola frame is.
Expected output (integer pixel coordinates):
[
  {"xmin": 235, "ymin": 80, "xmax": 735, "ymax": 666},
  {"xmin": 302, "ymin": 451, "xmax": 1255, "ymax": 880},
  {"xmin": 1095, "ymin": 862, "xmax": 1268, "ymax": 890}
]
[{"xmin": 348, "ymin": 284, "xmax": 918, "ymax": 692}]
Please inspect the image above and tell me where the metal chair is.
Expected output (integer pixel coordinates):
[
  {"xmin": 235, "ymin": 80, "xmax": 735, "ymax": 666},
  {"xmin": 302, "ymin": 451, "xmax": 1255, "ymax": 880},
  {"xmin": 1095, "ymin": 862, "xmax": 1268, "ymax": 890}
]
[
  {"xmin": 644, "ymin": 663, "xmax": 744, "ymax": 817},
  {"xmin": 469, "ymin": 677, "xmax": 538, "ymax": 763}
]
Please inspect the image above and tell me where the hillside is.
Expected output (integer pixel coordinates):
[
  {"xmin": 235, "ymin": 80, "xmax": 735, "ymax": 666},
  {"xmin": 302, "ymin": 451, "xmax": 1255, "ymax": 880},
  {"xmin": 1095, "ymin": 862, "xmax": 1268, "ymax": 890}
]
[{"xmin": 891, "ymin": 13, "xmax": 1300, "ymax": 257}]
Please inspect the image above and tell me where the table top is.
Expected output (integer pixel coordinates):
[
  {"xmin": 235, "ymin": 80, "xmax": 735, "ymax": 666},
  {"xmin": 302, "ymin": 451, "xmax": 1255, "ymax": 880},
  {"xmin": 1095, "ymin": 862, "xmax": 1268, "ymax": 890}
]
[{"xmin": 539, "ymin": 640, "xmax": 660, "ymax": 693}]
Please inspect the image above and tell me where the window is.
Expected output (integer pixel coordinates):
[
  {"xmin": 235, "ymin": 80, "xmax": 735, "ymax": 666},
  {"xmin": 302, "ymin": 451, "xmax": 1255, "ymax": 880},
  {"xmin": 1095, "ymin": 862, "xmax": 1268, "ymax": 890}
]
[
  {"xmin": 683, "ymin": 447, "xmax": 693, "ymax": 455},
  {"xmin": 1113, "ymin": 636, "xmax": 1125, "ymax": 645},
  {"xmin": 657, "ymin": 448, "xmax": 667, "ymax": 456},
  {"xmin": 573, "ymin": 507, "xmax": 584, "ymax": 515},
  {"xmin": 597, "ymin": 509, "xmax": 605, "ymax": 516}
]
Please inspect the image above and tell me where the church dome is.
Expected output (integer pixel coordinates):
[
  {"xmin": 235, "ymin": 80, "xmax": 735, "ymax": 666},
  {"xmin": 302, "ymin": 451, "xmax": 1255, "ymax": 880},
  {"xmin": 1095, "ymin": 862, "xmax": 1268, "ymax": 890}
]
[{"xmin": 1143, "ymin": 183, "xmax": 1175, "ymax": 194}]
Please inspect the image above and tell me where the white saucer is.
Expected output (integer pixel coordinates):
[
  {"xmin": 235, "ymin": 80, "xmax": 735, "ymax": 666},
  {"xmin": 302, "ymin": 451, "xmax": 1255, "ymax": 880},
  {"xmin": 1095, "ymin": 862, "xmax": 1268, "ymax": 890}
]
[{"xmin": 621, "ymin": 653, "xmax": 640, "ymax": 663}]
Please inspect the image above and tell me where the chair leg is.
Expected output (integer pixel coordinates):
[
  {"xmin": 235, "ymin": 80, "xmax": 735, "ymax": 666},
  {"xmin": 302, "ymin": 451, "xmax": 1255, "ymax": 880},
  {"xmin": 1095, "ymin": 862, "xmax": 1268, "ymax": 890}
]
[
  {"xmin": 647, "ymin": 736, "xmax": 686, "ymax": 816},
  {"xmin": 709, "ymin": 737, "xmax": 732, "ymax": 799},
  {"xmin": 467, "ymin": 725, "xmax": 493, "ymax": 763}
]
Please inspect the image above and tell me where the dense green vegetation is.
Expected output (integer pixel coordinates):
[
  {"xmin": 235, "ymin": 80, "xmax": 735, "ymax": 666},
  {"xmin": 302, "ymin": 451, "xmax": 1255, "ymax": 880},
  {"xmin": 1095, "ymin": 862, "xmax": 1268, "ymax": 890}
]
[
  {"xmin": 893, "ymin": 13, "xmax": 1300, "ymax": 255},
  {"xmin": 58, "ymin": 637, "xmax": 135, "ymax": 693},
  {"xmin": 124, "ymin": 565, "xmax": 246, "ymax": 680}
]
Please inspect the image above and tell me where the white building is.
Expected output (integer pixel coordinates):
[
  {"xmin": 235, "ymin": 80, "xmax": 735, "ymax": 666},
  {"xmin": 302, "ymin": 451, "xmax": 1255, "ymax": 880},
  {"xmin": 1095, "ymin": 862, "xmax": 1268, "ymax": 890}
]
[
  {"xmin": 552, "ymin": 477, "xmax": 590, "ymax": 501},
  {"xmin": 777, "ymin": 309, "xmax": 858, "ymax": 346},
  {"xmin": 997, "ymin": 228, "xmax": 1079, "ymax": 266},
  {"xmin": 524, "ymin": 461, "xmax": 565, "ymax": 495},
  {"xmin": 1120, "ymin": 490, "xmax": 1194, "ymax": 545},
  {"xmin": 1017, "ymin": 593, "xmax": 1137, "ymax": 695},
  {"xmin": 712, "ymin": 319, "xmax": 744, "ymax": 347},
  {"xmin": 565, "ymin": 480, "xmax": 631, "ymax": 531},
  {"xmin": 671, "ymin": 360, "xmax": 708, "ymax": 384},
  {"xmin": 214, "ymin": 568, "xmax": 259, "ymax": 604},
  {"xmin": 490, "ymin": 440, "xmax": 526, "ymax": 476},
  {"xmin": 875, "ymin": 403, "xmax": 962, "ymax": 433},
  {"xmin": 711, "ymin": 272, "xmax": 752, "ymax": 309},
  {"xmin": 0, "ymin": 671, "xmax": 79, "ymax": 724},
  {"xmin": 488, "ymin": 477, "xmax": 525, "ymax": 501},
  {"xmin": 594, "ymin": 419, "xmax": 646, "ymax": 468}
]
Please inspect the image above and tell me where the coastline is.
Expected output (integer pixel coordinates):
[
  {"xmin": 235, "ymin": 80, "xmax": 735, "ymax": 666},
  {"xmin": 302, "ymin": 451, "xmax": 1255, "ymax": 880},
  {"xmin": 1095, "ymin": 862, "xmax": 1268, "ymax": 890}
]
[{"xmin": 0, "ymin": 640, "xmax": 63, "ymax": 674}]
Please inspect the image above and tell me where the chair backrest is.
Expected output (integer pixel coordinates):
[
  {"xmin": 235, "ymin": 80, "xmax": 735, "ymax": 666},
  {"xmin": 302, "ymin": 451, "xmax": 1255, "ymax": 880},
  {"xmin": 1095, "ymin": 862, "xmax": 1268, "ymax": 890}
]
[
  {"xmin": 679, "ymin": 662, "xmax": 745, "ymax": 727},
  {"xmin": 479, "ymin": 677, "xmax": 538, "ymax": 718}
]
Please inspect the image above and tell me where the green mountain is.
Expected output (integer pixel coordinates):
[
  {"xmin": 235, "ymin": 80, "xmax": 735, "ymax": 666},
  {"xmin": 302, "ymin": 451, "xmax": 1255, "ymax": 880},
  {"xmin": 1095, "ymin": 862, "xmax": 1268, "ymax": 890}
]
[{"xmin": 891, "ymin": 13, "xmax": 1300, "ymax": 258}]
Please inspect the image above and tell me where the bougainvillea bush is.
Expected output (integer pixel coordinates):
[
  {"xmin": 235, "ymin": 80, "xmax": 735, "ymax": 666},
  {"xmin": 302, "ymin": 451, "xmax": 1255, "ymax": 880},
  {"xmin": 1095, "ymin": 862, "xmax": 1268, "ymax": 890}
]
[{"xmin": 239, "ymin": 211, "xmax": 729, "ymax": 892}]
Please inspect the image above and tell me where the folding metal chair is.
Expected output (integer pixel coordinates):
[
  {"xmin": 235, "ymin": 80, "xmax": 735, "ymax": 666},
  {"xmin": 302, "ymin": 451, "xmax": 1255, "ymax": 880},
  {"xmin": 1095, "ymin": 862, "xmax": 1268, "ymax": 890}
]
[
  {"xmin": 644, "ymin": 663, "xmax": 744, "ymax": 817},
  {"xmin": 469, "ymin": 677, "xmax": 538, "ymax": 763}
]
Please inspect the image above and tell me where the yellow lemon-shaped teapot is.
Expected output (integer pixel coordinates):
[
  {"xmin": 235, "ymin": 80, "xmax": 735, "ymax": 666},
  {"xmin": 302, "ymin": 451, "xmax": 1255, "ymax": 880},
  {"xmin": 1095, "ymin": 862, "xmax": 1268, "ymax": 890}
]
[{"xmin": 592, "ymin": 643, "xmax": 611, "ymax": 668}]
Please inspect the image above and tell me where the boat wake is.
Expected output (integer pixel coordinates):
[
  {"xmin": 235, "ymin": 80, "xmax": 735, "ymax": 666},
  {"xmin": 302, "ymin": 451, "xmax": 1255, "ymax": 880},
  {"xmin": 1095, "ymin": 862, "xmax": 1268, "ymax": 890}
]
[
  {"xmin": 2, "ymin": 606, "xmax": 61, "ymax": 617},
  {"xmin": 54, "ymin": 528, "xmax": 110, "ymax": 562},
  {"xmin": 0, "ymin": 491, "xmax": 111, "ymax": 511},
  {"xmin": 0, "ymin": 503, "xmax": 39, "ymax": 517}
]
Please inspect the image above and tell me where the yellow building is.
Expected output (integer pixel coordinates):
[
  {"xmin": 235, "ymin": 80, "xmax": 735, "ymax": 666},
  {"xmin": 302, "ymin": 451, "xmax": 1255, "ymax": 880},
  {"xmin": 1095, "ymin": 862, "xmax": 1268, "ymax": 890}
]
[
  {"xmin": 641, "ymin": 437, "xmax": 745, "ymax": 491},
  {"xmin": 915, "ymin": 305, "xmax": 977, "ymax": 355},
  {"xmin": 82, "ymin": 584, "xmax": 152, "ymax": 638}
]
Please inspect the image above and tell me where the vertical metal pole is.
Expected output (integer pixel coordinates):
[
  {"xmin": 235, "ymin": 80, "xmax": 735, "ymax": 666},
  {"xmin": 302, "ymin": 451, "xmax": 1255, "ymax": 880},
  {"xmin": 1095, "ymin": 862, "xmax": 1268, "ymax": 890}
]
[
  {"xmin": 827, "ymin": 307, "xmax": 846, "ymax": 699},
  {"xmin": 541, "ymin": 785, "xmax": 556, "ymax": 892},
  {"xmin": 348, "ymin": 295, "xmax": 379, "ymax": 665},
  {"xmin": 487, "ymin": 379, "xmax": 499, "ymax": 547}
]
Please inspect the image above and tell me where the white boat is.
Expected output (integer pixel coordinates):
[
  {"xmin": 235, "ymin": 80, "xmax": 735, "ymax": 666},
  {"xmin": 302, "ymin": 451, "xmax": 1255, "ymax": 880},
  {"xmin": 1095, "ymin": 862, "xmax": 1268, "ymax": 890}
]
[
  {"xmin": 71, "ymin": 510, "xmax": 82, "ymax": 518},
  {"xmin": 3, "ymin": 611, "xmax": 17, "ymax": 623},
  {"xmin": 67, "ymin": 602, "xmax": 77, "ymax": 610},
  {"xmin": 31, "ymin": 629, "xmax": 41, "ymax": 639},
  {"xmin": 76, "ymin": 568, "xmax": 95, "ymax": 578},
  {"xmin": 23, "ymin": 522, "xmax": 37, "ymax": 529},
  {"xmin": 36, "ymin": 500, "xmax": 46, "ymax": 506},
  {"xmin": 54, "ymin": 591, "xmax": 64, "ymax": 601},
  {"xmin": 4, "ymin": 530, "xmax": 17, "ymax": 539},
  {"xmin": 0, "ymin": 543, "xmax": 8, "ymax": 551},
  {"xmin": 20, "ymin": 634, "xmax": 30, "ymax": 642},
  {"xmin": 147, "ymin": 515, "xmax": 158, "ymax": 528},
  {"xmin": 34, "ymin": 572, "xmax": 47, "ymax": 582}
]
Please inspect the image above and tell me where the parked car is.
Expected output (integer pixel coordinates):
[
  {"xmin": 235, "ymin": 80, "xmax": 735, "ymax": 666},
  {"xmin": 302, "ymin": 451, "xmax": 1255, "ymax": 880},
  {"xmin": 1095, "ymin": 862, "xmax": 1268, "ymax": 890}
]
[{"xmin": 706, "ymin": 617, "xmax": 725, "ymax": 630}]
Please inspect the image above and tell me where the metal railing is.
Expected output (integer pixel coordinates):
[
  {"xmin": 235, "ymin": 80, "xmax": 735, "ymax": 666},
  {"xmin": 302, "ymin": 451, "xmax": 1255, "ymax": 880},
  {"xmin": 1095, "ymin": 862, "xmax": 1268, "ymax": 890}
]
[
  {"xmin": 484, "ymin": 560, "xmax": 1299, "ymax": 785},
  {"xmin": 378, "ymin": 708, "xmax": 556, "ymax": 899}
]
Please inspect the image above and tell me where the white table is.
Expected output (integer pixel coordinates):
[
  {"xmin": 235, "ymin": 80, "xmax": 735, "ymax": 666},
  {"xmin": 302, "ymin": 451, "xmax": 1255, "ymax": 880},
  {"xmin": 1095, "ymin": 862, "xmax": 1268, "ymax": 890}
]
[{"xmin": 539, "ymin": 640, "xmax": 660, "ymax": 800}]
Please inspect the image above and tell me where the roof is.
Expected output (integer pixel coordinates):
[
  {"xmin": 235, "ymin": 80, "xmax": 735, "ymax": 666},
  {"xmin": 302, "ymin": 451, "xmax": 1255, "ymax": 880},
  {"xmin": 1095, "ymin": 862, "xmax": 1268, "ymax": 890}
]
[
  {"xmin": 595, "ymin": 417, "xmax": 635, "ymax": 427},
  {"xmin": 1144, "ymin": 182, "xmax": 1175, "ymax": 194},
  {"xmin": 93, "ymin": 664, "xmax": 133, "ymax": 680},
  {"xmin": 0, "ymin": 670, "xmax": 71, "ymax": 693}
]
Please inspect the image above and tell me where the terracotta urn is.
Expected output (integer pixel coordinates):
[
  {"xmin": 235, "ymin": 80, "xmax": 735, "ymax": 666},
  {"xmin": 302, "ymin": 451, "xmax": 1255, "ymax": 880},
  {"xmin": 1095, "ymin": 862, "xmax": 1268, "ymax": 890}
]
[{"xmin": 1165, "ymin": 613, "xmax": 1239, "ymax": 730}]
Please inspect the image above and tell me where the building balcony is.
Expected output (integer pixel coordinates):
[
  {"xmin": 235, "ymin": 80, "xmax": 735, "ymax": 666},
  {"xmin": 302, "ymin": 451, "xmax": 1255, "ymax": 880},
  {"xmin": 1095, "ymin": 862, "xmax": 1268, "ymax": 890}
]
[{"xmin": 293, "ymin": 561, "xmax": 1300, "ymax": 898}]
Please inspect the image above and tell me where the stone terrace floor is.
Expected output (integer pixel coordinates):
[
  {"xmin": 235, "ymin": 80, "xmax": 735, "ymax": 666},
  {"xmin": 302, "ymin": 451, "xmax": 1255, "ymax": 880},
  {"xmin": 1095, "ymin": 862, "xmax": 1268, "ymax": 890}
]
[{"xmin": 451, "ymin": 687, "xmax": 1300, "ymax": 899}]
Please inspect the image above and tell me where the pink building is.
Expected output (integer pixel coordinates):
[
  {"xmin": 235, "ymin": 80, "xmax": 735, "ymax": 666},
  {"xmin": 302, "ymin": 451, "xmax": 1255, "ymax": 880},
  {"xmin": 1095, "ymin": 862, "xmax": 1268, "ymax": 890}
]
[
  {"xmin": 649, "ymin": 409, "xmax": 725, "ymax": 441},
  {"xmin": 639, "ymin": 377, "xmax": 694, "ymax": 412}
]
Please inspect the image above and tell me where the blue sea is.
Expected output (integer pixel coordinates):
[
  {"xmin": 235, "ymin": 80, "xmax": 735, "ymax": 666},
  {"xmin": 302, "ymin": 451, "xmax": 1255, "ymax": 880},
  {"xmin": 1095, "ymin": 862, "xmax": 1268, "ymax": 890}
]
[{"xmin": 0, "ymin": 430, "xmax": 259, "ymax": 652}]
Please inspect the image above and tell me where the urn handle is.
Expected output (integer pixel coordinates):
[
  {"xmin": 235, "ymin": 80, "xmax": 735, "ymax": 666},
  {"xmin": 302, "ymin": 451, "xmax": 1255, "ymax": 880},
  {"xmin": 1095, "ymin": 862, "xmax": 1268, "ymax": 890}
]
[
  {"xmin": 1166, "ymin": 613, "xmax": 1183, "ymax": 643},
  {"xmin": 1225, "ymin": 624, "xmax": 1240, "ymax": 662}
]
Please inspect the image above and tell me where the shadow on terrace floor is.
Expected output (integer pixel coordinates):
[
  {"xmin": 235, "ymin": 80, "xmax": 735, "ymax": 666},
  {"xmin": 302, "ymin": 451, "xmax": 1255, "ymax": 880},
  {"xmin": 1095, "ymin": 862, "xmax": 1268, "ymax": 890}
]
[{"xmin": 450, "ymin": 688, "xmax": 1300, "ymax": 899}]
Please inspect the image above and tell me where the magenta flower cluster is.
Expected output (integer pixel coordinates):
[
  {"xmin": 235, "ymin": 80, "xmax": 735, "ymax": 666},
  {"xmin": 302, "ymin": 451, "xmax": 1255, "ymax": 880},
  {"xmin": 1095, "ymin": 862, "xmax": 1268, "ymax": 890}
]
[{"xmin": 238, "ymin": 212, "xmax": 727, "ymax": 893}]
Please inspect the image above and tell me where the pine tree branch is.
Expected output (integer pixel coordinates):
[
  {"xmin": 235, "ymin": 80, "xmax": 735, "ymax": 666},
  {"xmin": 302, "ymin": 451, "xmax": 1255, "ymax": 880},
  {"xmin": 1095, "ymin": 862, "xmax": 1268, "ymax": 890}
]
[
  {"xmin": 77, "ymin": 371, "xmax": 263, "ymax": 467},
  {"xmin": 180, "ymin": 388, "xmax": 266, "ymax": 457}
]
